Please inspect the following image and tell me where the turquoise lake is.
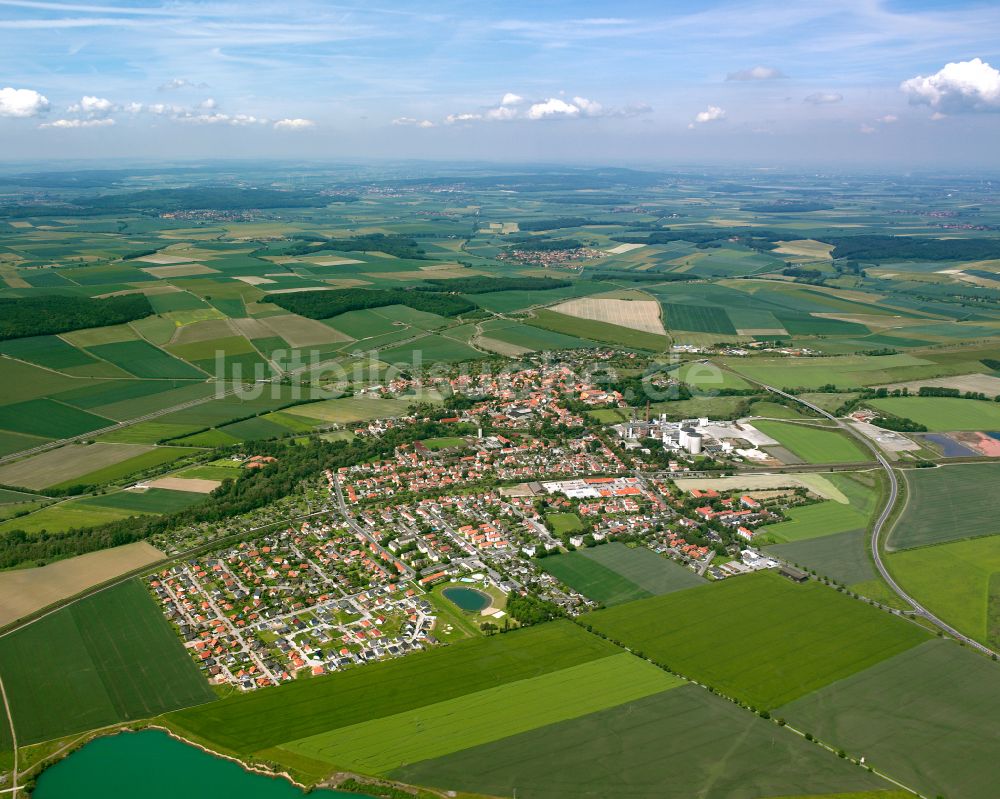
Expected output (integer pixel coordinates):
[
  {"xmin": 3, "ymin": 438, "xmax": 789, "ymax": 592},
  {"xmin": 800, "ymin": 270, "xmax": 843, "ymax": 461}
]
[{"xmin": 32, "ymin": 729, "xmax": 367, "ymax": 799}]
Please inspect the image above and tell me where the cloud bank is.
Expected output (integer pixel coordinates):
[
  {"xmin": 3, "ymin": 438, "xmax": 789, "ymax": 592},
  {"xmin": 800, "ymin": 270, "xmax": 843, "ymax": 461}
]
[{"xmin": 901, "ymin": 58, "xmax": 1000, "ymax": 113}]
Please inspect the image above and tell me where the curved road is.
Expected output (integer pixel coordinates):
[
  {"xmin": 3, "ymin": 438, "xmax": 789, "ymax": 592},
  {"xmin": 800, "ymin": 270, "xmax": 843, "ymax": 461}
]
[{"xmin": 713, "ymin": 363, "xmax": 998, "ymax": 658}]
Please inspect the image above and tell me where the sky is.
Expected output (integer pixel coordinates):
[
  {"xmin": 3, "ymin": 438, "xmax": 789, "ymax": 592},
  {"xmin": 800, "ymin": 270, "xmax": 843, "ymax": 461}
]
[{"xmin": 1, "ymin": 0, "xmax": 1000, "ymax": 167}]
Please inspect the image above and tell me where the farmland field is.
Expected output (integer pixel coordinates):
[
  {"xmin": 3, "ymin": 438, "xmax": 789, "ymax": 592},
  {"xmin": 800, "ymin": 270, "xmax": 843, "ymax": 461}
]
[
  {"xmin": 867, "ymin": 396, "xmax": 1000, "ymax": 431},
  {"xmin": 548, "ymin": 297, "xmax": 666, "ymax": 335},
  {"xmin": 582, "ymin": 543, "xmax": 705, "ymax": 595},
  {"xmin": 889, "ymin": 463, "xmax": 1000, "ymax": 550},
  {"xmin": 662, "ymin": 303, "xmax": 736, "ymax": 334},
  {"xmin": 540, "ymin": 552, "xmax": 652, "ymax": 606},
  {"xmin": 394, "ymin": 685, "xmax": 893, "ymax": 799},
  {"xmin": 75, "ymin": 487, "xmax": 206, "ymax": 514},
  {"xmin": 754, "ymin": 421, "xmax": 870, "ymax": 464},
  {"xmin": 0, "ymin": 579, "xmax": 215, "ymax": 745},
  {"xmin": 0, "ymin": 442, "xmax": 153, "ymax": 490},
  {"xmin": 0, "ymin": 500, "xmax": 137, "ymax": 535},
  {"xmin": 166, "ymin": 620, "xmax": 618, "ymax": 756},
  {"xmin": 280, "ymin": 653, "xmax": 680, "ymax": 776},
  {"xmin": 584, "ymin": 571, "xmax": 929, "ymax": 709},
  {"xmin": 0, "ymin": 541, "xmax": 164, "ymax": 626},
  {"xmin": 887, "ymin": 534, "xmax": 1000, "ymax": 644},
  {"xmin": 780, "ymin": 639, "xmax": 1000, "ymax": 799},
  {"xmin": 766, "ymin": 529, "xmax": 877, "ymax": 586},
  {"xmin": 528, "ymin": 308, "xmax": 668, "ymax": 351},
  {"xmin": 0, "ymin": 398, "xmax": 114, "ymax": 439},
  {"xmin": 85, "ymin": 340, "xmax": 206, "ymax": 379},
  {"xmin": 759, "ymin": 500, "xmax": 868, "ymax": 543}
]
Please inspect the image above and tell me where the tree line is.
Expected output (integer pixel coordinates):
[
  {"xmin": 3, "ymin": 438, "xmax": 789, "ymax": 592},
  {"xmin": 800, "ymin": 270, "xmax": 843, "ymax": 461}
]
[
  {"xmin": 0, "ymin": 294, "xmax": 153, "ymax": 341},
  {"xmin": 268, "ymin": 288, "xmax": 476, "ymax": 319}
]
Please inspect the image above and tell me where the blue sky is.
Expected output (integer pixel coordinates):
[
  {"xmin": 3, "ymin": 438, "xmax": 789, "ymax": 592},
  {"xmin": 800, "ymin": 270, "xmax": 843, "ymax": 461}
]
[{"xmin": 1, "ymin": 0, "xmax": 999, "ymax": 166}]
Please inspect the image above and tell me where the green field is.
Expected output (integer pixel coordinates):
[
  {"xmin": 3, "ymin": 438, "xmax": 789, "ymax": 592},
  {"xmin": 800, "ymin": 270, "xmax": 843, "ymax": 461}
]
[
  {"xmin": 166, "ymin": 621, "xmax": 618, "ymax": 756},
  {"xmin": 394, "ymin": 684, "xmax": 893, "ymax": 799},
  {"xmin": 582, "ymin": 543, "xmax": 705, "ymax": 595},
  {"xmin": 889, "ymin": 463, "xmax": 1000, "ymax": 550},
  {"xmin": 86, "ymin": 340, "xmax": 206, "ymax": 379},
  {"xmin": 75, "ymin": 488, "xmax": 206, "ymax": 514},
  {"xmin": 540, "ymin": 551, "xmax": 653, "ymax": 606},
  {"xmin": 780, "ymin": 639, "xmax": 1000, "ymax": 799},
  {"xmin": 759, "ymin": 501, "xmax": 868, "ymax": 543},
  {"xmin": 0, "ymin": 398, "xmax": 114, "ymax": 439},
  {"xmin": 419, "ymin": 436, "xmax": 467, "ymax": 451},
  {"xmin": 0, "ymin": 335, "xmax": 98, "ymax": 370},
  {"xmin": 584, "ymin": 571, "xmax": 929, "ymax": 709},
  {"xmin": 48, "ymin": 446, "xmax": 190, "ymax": 490},
  {"xmin": 723, "ymin": 354, "xmax": 964, "ymax": 391},
  {"xmin": 281, "ymin": 653, "xmax": 680, "ymax": 776},
  {"xmin": 662, "ymin": 303, "xmax": 736, "ymax": 334},
  {"xmin": 888, "ymin": 533, "xmax": 1000, "ymax": 644},
  {"xmin": 867, "ymin": 396, "xmax": 1000, "ymax": 431},
  {"xmin": 755, "ymin": 421, "xmax": 870, "ymax": 464},
  {"xmin": 0, "ymin": 499, "xmax": 138, "ymax": 535},
  {"xmin": 0, "ymin": 579, "xmax": 215, "ymax": 745},
  {"xmin": 766, "ymin": 529, "xmax": 877, "ymax": 586},
  {"xmin": 546, "ymin": 512, "xmax": 584, "ymax": 534}
]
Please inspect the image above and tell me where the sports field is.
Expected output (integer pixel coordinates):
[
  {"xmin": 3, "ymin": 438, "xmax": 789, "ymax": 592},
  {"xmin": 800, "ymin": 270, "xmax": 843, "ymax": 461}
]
[
  {"xmin": 584, "ymin": 571, "xmax": 929, "ymax": 709},
  {"xmin": 780, "ymin": 639, "xmax": 1000, "ymax": 799},
  {"xmin": 546, "ymin": 512, "xmax": 583, "ymax": 533},
  {"xmin": 394, "ymin": 685, "xmax": 893, "ymax": 799},
  {"xmin": 888, "ymin": 533, "xmax": 1000, "ymax": 644},
  {"xmin": 753, "ymin": 421, "xmax": 870, "ymax": 464},
  {"xmin": 760, "ymin": 501, "xmax": 868, "ymax": 543},
  {"xmin": 166, "ymin": 620, "xmax": 617, "ymax": 756},
  {"xmin": 867, "ymin": 396, "xmax": 1000, "ymax": 431},
  {"xmin": 889, "ymin": 463, "xmax": 1000, "ymax": 550},
  {"xmin": 281, "ymin": 653, "xmax": 680, "ymax": 775},
  {"xmin": 0, "ymin": 579, "xmax": 215, "ymax": 745}
]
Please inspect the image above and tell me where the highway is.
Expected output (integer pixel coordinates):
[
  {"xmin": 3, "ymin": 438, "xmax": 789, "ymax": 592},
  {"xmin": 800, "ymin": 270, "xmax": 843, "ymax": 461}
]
[{"xmin": 716, "ymin": 364, "xmax": 998, "ymax": 658}]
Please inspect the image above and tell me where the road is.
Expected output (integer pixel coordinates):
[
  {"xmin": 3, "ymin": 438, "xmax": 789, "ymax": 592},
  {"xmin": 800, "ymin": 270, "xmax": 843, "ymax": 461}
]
[
  {"xmin": 717, "ymin": 364, "xmax": 998, "ymax": 658},
  {"xmin": 329, "ymin": 474, "xmax": 416, "ymax": 581}
]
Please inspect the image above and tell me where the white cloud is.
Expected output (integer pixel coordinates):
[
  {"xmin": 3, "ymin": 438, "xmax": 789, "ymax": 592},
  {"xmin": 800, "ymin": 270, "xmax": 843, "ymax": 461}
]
[
  {"xmin": 392, "ymin": 117, "xmax": 435, "ymax": 128},
  {"xmin": 900, "ymin": 57, "xmax": 1000, "ymax": 113},
  {"xmin": 804, "ymin": 92, "xmax": 843, "ymax": 105},
  {"xmin": 727, "ymin": 65, "xmax": 786, "ymax": 81},
  {"xmin": 0, "ymin": 87, "xmax": 49, "ymax": 118},
  {"xmin": 199, "ymin": 98, "xmax": 218, "ymax": 110},
  {"xmin": 860, "ymin": 123, "xmax": 877, "ymax": 134},
  {"xmin": 689, "ymin": 105, "xmax": 726, "ymax": 127},
  {"xmin": 931, "ymin": 111, "xmax": 947, "ymax": 121},
  {"xmin": 123, "ymin": 102, "xmax": 143, "ymax": 114},
  {"xmin": 40, "ymin": 118, "xmax": 115, "ymax": 129},
  {"xmin": 274, "ymin": 118, "xmax": 315, "ymax": 130},
  {"xmin": 485, "ymin": 105, "xmax": 518, "ymax": 121},
  {"xmin": 526, "ymin": 98, "xmax": 580, "ymax": 119},
  {"xmin": 178, "ymin": 112, "xmax": 266, "ymax": 126},
  {"xmin": 159, "ymin": 78, "xmax": 208, "ymax": 91},
  {"xmin": 444, "ymin": 112, "xmax": 482, "ymax": 124},
  {"xmin": 67, "ymin": 95, "xmax": 115, "ymax": 117},
  {"xmin": 572, "ymin": 96, "xmax": 603, "ymax": 116},
  {"xmin": 500, "ymin": 92, "xmax": 524, "ymax": 106},
  {"xmin": 878, "ymin": 114, "xmax": 898, "ymax": 123}
]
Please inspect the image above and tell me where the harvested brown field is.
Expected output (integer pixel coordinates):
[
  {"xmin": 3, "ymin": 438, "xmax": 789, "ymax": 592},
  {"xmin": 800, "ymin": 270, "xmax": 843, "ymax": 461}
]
[
  {"xmin": 0, "ymin": 541, "xmax": 164, "ymax": 626},
  {"xmin": 257, "ymin": 314, "xmax": 354, "ymax": 347},
  {"xmin": 549, "ymin": 298, "xmax": 666, "ymax": 335},
  {"xmin": 170, "ymin": 319, "xmax": 236, "ymax": 345},
  {"xmin": 140, "ymin": 263, "xmax": 220, "ymax": 278},
  {"xmin": 0, "ymin": 443, "xmax": 154, "ymax": 491},
  {"xmin": 229, "ymin": 317, "xmax": 275, "ymax": 340},
  {"xmin": 145, "ymin": 476, "xmax": 220, "ymax": 493},
  {"xmin": 772, "ymin": 239, "xmax": 834, "ymax": 259}
]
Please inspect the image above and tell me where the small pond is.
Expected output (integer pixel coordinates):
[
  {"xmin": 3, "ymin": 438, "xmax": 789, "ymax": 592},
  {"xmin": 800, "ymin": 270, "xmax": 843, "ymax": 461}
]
[{"xmin": 442, "ymin": 586, "xmax": 491, "ymax": 612}]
